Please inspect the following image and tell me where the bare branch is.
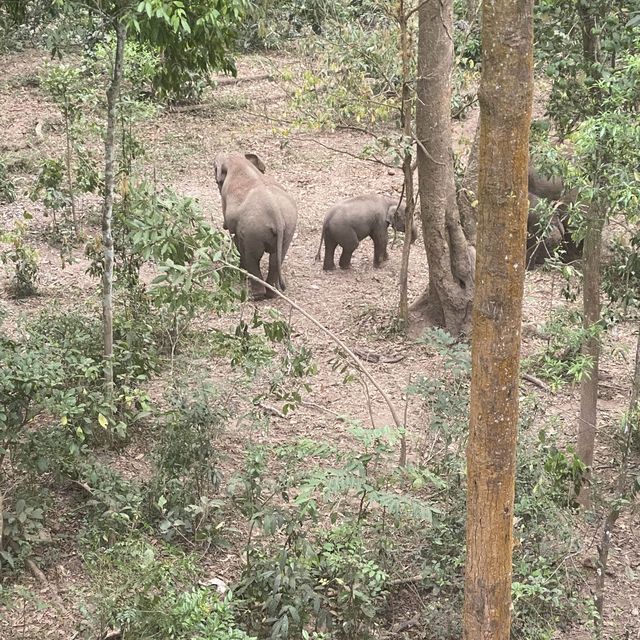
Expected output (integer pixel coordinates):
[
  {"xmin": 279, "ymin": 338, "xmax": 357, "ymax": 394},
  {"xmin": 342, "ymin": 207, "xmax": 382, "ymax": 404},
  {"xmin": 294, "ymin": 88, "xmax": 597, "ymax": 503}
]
[{"xmin": 220, "ymin": 262, "xmax": 405, "ymax": 433}]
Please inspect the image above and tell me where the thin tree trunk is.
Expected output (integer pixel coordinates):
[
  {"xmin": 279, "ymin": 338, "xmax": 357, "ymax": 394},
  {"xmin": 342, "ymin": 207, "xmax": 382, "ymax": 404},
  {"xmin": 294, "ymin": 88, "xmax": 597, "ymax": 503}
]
[
  {"xmin": 412, "ymin": 0, "xmax": 474, "ymax": 337},
  {"xmin": 102, "ymin": 20, "xmax": 126, "ymax": 406},
  {"xmin": 457, "ymin": 122, "xmax": 480, "ymax": 248},
  {"xmin": 576, "ymin": 199, "xmax": 603, "ymax": 505},
  {"xmin": 64, "ymin": 109, "xmax": 78, "ymax": 234},
  {"xmin": 462, "ymin": 0, "xmax": 534, "ymax": 638},
  {"xmin": 398, "ymin": 0, "xmax": 415, "ymax": 329},
  {"xmin": 594, "ymin": 326, "xmax": 640, "ymax": 635}
]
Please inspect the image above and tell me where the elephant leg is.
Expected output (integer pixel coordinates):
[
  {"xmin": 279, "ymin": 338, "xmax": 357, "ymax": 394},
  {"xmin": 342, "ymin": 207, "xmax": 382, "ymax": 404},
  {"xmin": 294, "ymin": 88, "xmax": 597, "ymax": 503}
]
[
  {"xmin": 265, "ymin": 251, "xmax": 282, "ymax": 298},
  {"xmin": 244, "ymin": 252, "xmax": 267, "ymax": 300},
  {"xmin": 323, "ymin": 236, "xmax": 339, "ymax": 271},
  {"xmin": 339, "ymin": 241, "xmax": 358, "ymax": 269},
  {"xmin": 372, "ymin": 229, "xmax": 389, "ymax": 267}
]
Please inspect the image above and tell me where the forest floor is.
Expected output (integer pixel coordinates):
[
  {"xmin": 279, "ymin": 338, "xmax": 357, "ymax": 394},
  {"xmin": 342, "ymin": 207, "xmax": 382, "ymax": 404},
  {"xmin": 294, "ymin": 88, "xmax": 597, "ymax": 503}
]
[{"xmin": 0, "ymin": 48, "xmax": 639, "ymax": 640}]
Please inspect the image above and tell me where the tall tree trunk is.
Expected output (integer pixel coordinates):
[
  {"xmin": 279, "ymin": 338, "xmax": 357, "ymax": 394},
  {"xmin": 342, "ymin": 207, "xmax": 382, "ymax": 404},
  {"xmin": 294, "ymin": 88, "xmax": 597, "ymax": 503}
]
[
  {"xmin": 462, "ymin": 0, "xmax": 534, "ymax": 638},
  {"xmin": 576, "ymin": 199, "xmax": 603, "ymax": 503},
  {"xmin": 102, "ymin": 20, "xmax": 126, "ymax": 406},
  {"xmin": 412, "ymin": 0, "xmax": 474, "ymax": 337},
  {"xmin": 398, "ymin": 0, "xmax": 415, "ymax": 328}
]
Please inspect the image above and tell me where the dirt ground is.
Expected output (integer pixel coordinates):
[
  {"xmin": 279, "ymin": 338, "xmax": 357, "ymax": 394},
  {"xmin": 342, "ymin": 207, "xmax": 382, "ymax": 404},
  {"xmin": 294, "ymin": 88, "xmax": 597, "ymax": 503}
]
[{"xmin": 0, "ymin": 48, "xmax": 639, "ymax": 640}]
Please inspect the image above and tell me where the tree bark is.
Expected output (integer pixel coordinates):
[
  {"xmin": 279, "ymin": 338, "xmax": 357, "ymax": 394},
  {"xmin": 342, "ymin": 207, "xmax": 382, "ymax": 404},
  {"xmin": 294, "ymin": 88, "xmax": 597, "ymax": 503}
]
[
  {"xmin": 462, "ymin": 0, "xmax": 534, "ymax": 639},
  {"xmin": 457, "ymin": 122, "xmax": 480, "ymax": 248},
  {"xmin": 412, "ymin": 0, "xmax": 474, "ymax": 337},
  {"xmin": 576, "ymin": 199, "xmax": 604, "ymax": 503},
  {"xmin": 398, "ymin": 0, "xmax": 415, "ymax": 330},
  {"xmin": 102, "ymin": 20, "xmax": 126, "ymax": 405}
]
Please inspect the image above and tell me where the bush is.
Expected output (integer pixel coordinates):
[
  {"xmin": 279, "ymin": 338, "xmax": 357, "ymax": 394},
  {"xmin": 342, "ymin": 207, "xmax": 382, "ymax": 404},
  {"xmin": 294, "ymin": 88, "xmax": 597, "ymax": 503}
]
[
  {"xmin": 0, "ymin": 217, "xmax": 39, "ymax": 298},
  {"xmin": 86, "ymin": 181, "xmax": 243, "ymax": 355},
  {"xmin": 147, "ymin": 384, "xmax": 229, "ymax": 545},
  {"xmin": 0, "ymin": 157, "xmax": 17, "ymax": 203},
  {"xmin": 25, "ymin": 308, "xmax": 154, "ymax": 443},
  {"xmin": 524, "ymin": 307, "xmax": 602, "ymax": 391},
  {"xmin": 233, "ymin": 429, "xmax": 430, "ymax": 639},
  {"xmin": 84, "ymin": 539, "xmax": 254, "ymax": 639}
]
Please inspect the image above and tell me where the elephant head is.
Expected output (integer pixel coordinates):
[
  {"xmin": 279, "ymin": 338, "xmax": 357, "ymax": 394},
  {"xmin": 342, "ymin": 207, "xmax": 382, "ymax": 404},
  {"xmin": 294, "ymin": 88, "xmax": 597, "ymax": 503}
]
[
  {"xmin": 387, "ymin": 201, "xmax": 417, "ymax": 243},
  {"xmin": 214, "ymin": 153, "xmax": 266, "ymax": 192}
]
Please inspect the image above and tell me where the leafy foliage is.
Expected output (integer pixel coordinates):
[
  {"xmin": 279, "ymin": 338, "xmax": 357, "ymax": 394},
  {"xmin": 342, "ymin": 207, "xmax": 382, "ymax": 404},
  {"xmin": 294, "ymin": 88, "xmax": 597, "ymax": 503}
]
[
  {"xmin": 86, "ymin": 181, "xmax": 243, "ymax": 353},
  {"xmin": 147, "ymin": 384, "xmax": 229, "ymax": 545},
  {"xmin": 407, "ymin": 330, "xmax": 586, "ymax": 638},
  {"xmin": 0, "ymin": 216, "xmax": 40, "ymax": 298},
  {"xmin": 233, "ymin": 428, "xmax": 432, "ymax": 639},
  {"xmin": 85, "ymin": 539, "xmax": 254, "ymax": 639},
  {"xmin": 604, "ymin": 232, "xmax": 640, "ymax": 311},
  {"xmin": 0, "ymin": 157, "xmax": 17, "ymax": 203},
  {"xmin": 131, "ymin": 0, "xmax": 248, "ymax": 103},
  {"xmin": 524, "ymin": 307, "xmax": 602, "ymax": 391}
]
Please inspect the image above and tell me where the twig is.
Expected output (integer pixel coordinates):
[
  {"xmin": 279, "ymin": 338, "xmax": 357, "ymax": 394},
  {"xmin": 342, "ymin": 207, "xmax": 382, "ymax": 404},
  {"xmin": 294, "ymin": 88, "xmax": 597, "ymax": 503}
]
[
  {"xmin": 217, "ymin": 73, "xmax": 273, "ymax": 87},
  {"xmin": 391, "ymin": 613, "xmax": 420, "ymax": 634},
  {"xmin": 353, "ymin": 348, "xmax": 405, "ymax": 363},
  {"xmin": 301, "ymin": 401, "xmax": 345, "ymax": 419},
  {"xmin": 70, "ymin": 479, "xmax": 95, "ymax": 496},
  {"xmin": 522, "ymin": 372, "xmax": 550, "ymax": 391},
  {"xmin": 388, "ymin": 574, "xmax": 424, "ymax": 586},
  {"xmin": 25, "ymin": 558, "xmax": 70, "ymax": 616},
  {"xmin": 288, "ymin": 135, "xmax": 396, "ymax": 169},
  {"xmin": 258, "ymin": 402, "xmax": 287, "ymax": 419}
]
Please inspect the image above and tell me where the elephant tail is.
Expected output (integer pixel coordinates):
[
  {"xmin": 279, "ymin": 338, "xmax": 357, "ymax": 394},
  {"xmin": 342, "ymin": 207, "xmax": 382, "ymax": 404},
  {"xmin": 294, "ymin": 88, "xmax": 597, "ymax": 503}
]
[
  {"xmin": 275, "ymin": 215, "xmax": 286, "ymax": 288},
  {"xmin": 315, "ymin": 227, "xmax": 324, "ymax": 262}
]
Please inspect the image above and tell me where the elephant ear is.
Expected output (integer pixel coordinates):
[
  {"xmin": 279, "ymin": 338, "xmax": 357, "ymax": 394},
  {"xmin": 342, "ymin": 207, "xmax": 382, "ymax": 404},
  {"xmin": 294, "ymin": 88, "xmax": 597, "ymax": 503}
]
[
  {"xmin": 214, "ymin": 156, "xmax": 228, "ymax": 190},
  {"xmin": 245, "ymin": 153, "xmax": 266, "ymax": 173},
  {"xmin": 385, "ymin": 204, "xmax": 398, "ymax": 226}
]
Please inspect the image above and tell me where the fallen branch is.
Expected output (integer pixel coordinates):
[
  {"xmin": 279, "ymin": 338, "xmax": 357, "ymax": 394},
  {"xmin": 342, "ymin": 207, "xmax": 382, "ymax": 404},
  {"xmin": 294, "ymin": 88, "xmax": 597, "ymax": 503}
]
[
  {"xmin": 353, "ymin": 348, "xmax": 405, "ymax": 364},
  {"xmin": 390, "ymin": 613, "xmax": 420, "ymax": 634},
  {"xmin": 522, "ymin": 372, "xmax": 550, "ymax": 392},
  {"xmin": 388, "ymin": 574, "xmax": 425, "ymax": 587},
  {"xmin": 258, "ymin": 402, "xmax": 287, "ymax": 419},
  {"xmin": 217, "ymin": 73, "xmax": 273, "ymax": 87},
  {"xmin": 25, "ymin": 557, "xmax": 70, "ymax": 616},
  {"xmin": 301, "ymin": 401, "xmax": 345, "ymax": 419}
]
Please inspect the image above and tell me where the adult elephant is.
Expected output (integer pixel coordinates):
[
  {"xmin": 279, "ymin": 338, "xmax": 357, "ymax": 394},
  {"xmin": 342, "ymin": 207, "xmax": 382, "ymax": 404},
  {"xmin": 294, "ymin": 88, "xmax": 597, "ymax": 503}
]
[{"xmin": 214, "ymin": 152, "xmax": 298, "ymax": 299}]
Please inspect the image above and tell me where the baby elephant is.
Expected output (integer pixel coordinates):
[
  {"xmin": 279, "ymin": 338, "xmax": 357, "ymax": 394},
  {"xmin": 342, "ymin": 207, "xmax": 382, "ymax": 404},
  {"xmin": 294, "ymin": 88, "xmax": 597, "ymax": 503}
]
[
  {"xmin": 315, "ymin": 194, "xmax": 415, "ymax": 271},
  {"xmin": 214, "ymin": 152, "xmax": 298, "ymax": 299}
]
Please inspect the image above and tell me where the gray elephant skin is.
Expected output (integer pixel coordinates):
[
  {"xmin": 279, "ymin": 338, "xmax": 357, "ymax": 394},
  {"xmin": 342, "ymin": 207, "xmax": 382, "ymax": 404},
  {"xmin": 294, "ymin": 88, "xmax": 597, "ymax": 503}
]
[
  {"xmin": 527, "ymin": 167, "xmax": 583, "ymax": 266},
  {"xmin": 214, "ymin": 152, "xmax": 298, "ymax": 299},
  {"xmin": 526, "ymin": 192, "xmax": 565, "ymax": 268},
  {"xmin": 315, "ymin": 194, "xmax": 416, "ymax": 271}
]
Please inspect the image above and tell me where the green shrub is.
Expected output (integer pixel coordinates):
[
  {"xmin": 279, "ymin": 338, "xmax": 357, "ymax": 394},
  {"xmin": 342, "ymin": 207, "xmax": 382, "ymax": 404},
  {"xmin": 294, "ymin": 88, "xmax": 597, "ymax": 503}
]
[
  {"xmin": 84, "ymin": 539, "xmax": 254, "ymax": 639},
  {"xmin": 234, "ymin": 429, "xmax": 430, "ymax": 639},
  {"xmin": 147, "ymin": 384, "xmax": 229, "ymax": 545},
  {"xmin": 407, "ymin": 330, "xmax": 587, "ymax": 638},
  {"xmin": 0, "ymin": 157, "xmax": 17, "ymax": 203},
  {"xmin": 26, "ymin": 309, "xmax": 154, "ymax": 443},
  {"xmin": 524, "ymin": 307, "xmax": 602, "ymax": 391},
  {"xmin": 87, "ymin": 181, "xmax": 243, "ymax": 355},
  {"xmin": 0, "ymin": 217, "xmax": 39, "ymax": 298},
  {"xmin": 604, "ymin": 233, "xmax": 640, "ymax": 311}
]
